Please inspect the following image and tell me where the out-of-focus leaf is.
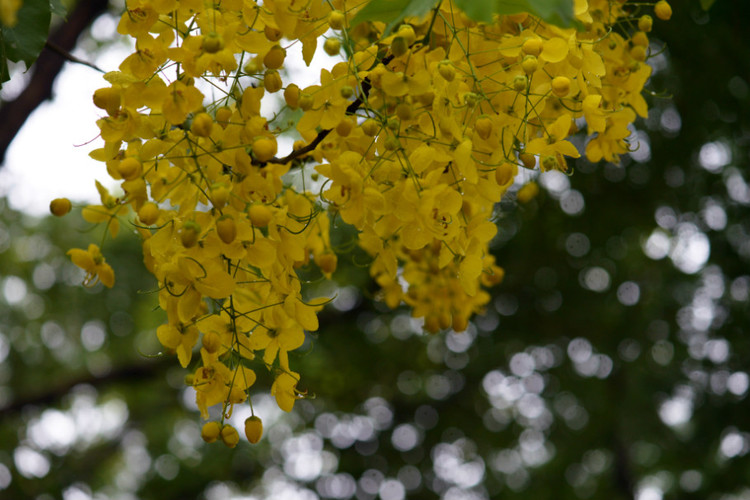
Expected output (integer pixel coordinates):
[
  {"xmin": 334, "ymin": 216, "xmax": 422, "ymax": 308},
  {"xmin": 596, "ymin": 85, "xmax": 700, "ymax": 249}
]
[
  {"xmin": 350, "ymin": 0, "xmax": 437, "ymax": 35},
  {"xmin": 455, "ymin": 0, "xmax": 575, "ymax": 27},
  {"xmin": 50, "ymin": 0, "xmax": 67, "ymax": 17},
  {"xmin": 0, "ymin": 0, "xmax": 51, "ymax": 87}
]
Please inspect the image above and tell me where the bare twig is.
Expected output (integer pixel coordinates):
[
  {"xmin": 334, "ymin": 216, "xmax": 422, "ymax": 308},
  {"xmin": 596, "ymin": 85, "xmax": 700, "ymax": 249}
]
[{"xmin": 45, "ymin": 40, "xmax": 105, "ymax": 73}]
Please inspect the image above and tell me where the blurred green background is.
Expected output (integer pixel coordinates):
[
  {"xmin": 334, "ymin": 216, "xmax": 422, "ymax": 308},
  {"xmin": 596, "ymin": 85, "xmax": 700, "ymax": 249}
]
[{"xmin": 1, "ymin": 1, "xmax": 750, "ymax": 499}]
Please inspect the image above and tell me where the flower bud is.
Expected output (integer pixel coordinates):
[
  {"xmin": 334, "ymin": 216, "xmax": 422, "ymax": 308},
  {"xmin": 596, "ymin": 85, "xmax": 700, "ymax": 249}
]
[
  {"xmin": 50, "ymin": 198, "xmax": 72, "ymax": 217},
  {"xmin": 245, "ymin": 416, "xmax": 263, "ymax": 444}
]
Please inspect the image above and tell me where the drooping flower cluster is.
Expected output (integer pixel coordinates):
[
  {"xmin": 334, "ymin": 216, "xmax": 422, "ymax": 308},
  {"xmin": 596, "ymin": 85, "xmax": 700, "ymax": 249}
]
[{"xmin": 63, "ymin": 0, "xmax": 671, "ymax": 445}]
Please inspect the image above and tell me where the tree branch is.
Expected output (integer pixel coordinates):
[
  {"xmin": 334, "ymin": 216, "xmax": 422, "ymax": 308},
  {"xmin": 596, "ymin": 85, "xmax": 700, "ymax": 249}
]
[
  {"xmin": 0, "ymin": 0, "xmax": 111, "ymax": 166},
  {"xmin": 0, "ymin": 357, "xmax": 171, "ymax": 417},
  {"xmin": 259, "ymin": 54, "xmax": 390, "ymax": 167}
]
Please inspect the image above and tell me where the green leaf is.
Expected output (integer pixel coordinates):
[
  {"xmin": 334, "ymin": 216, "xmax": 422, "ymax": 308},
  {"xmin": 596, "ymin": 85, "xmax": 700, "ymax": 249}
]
[
  {"xmin": 50, "ymin": 0, "xmax": 68, "ymax": 18},
  {"xmin": 700, "ymin": 0, "xmax": 717, "ymax": 10},
  {"xmin": 350, "ymin": 0, "xmax": 438, "ymax": 36},
  {"xmin": 1, "ymin": 0, "xmax": 51, "ymax": 68},
  {"xmin": 454, "ymin": 0, "xmax": 575, "ymax": 27},
  {"xmin": 0, "ymin": 35, "xmax": 9, "ymax": 87}
]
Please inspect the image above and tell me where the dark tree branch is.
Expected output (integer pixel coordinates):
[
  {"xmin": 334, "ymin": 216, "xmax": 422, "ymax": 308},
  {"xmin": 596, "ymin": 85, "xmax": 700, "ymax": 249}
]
[
  {"xmin": 0, "ymin": 358, "xmax": 171, "ymax": 417},
  {"xmin": 260, "ymin": 54, "xmax": 390, "ymax": 167},
  {"xmin": 0, "ymin": 0, "xmax": 111, "ymax": 165},
  {"xmin": 45, "ymin": 40, "xmax": 104, "ymax": 73}
]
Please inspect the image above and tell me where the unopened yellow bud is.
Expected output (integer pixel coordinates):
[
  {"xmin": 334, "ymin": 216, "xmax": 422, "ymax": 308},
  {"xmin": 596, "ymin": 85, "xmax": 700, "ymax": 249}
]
[
  {"xmin": 202, "ymin": 332, "xmax": 221, "ymax": 353},
  {"xmin": 117, "ymin": 157, "xmax": 142, "ymax": 180},
  {"xmin": 638, "ymin": 15, "xmax": 653, "ymax": 32},
  {"xmin": 632, "ymin": 31, "xmax": 649, "ymax": 47},
  {"xmin": 315, "ymin": 253, "xmax": 338, "ymax": 275},
  {"xmin": 516, "ymin": 181, "xmax": 539, "ymax": 203},
  {"xmin": 475, "ymin": 116, "xmax": 492, "ymax": 140},
  {"xmin": 362, "ymin": 118, "xmax": 379, "ymax": 137},
  {"xmin": 551, "ymin": 76, "xmax": 571, "ymax": 97},
  {"xmin": 339, "ymin": 85, "xmax": 354, "ymax": 99},
  {"xmin": 452, "ymin": 313, "xmax": 468, "ymax": 333},
  {"xmin": 495, "ymin": 162, "xmax": 515, "ymax": 186},
  {"xmin": 522, "ymin": 38, "xmax": 543, "ymax": 56},
  {"xmin": 335, "ymin": 118, "xmax": 354, "ymax": 137},
  {"xmin": 243, "ymin": 58, "xmax": 262, "ymax": 75},
  {"xmin": 93, "ymin": 87, "xmax": 121, "ymax": 116},
  {"xmin": 390, "ymin": 36, "xmax": 407, "ymax": 57},
  {"xmin": 50, "ymin": 198, "xmax": 72, "ymax": 217},
  {"xmin": 216, "ymin": 215, "xmax": 237, "ymax": 244},
  {"xmin": 284, "ymin": 84, "xmax": 301, "ymax": 109},
  {"xmin": 521, "ymin": 55, "xmax": 538, "ymax": 74},
  {"xmin": 263, "ymin": 45, "xmax": 286, "ymax": 69},
  {"xmin": 424, "ymin": 315, "xmax": 440, "ymax": 334},
  {"xmin": 397, "ymin": 24, "xmax": 416, "ymax": 45},
  {"xmin": 202, "ymin": 32, "xmax": 223, "ymax": 53},
  {"xmin": 220, "ymin": 424, "xmax": 240, "ymax": 448},
  {"xmin": 654, "ymin": 1, "xmax": 672, "ymax": 20},
  {"xmin": 263, "ymin": 69, "xmax": 283, "ymax": 93},
  {"xmin": 210, "ymin": 183, "xmax": 230, "ymax": 209},
  {"xmin": 181, "ymin": 221, "xmax": 201, "ymax": 248},
  {"xmin": 192, "ymin": 112, "xmax": 213, "ymax": 137},
  {"xmin": 395, "ymin": 102, "xmax": 413, "ymax": 121},
  {"xmin": 630, "ymin": 45, "xmax": 647, "ymax": 62},
  {"xmin": 253, "ymin": 137, "xmax": 277, "ymax": 163},
  {"xmin": 245, "ymin": 416, "xmax": 263, "ymax": 444},
  {"xmin": 324, "ymin": 38, "xmax": 341, "ymax": 56},
  {"xmin": 264, "ymin": 25, "xmax": 282, "ymax": 42},
  {"xmin": 298, "ymin": 93, "xmax": 314, "ymax": 111},
  {"xmin": 201, "ymin": 422, "xmax": 221, "ymax": 443},
  {"xmin": 513, "ymin": 75, "xmax": 528, "ymax": 91},
  {"xmin": 215, "ymin": 107, "xmax": 232, "ymax": 128},
  {"xmin": 438, "ymin": 313, "xmax": 452, "ymax": 330},
  {"xmin": 438, "ymin": 61, "xmax": 455, "ymax": 81},
  {"xmin": 328, "ymin": 10, "xmax": 345, "ymax": 30},
  {"xmin": 519, "ymin": 152, "xmax": 536, "ymax": 169},
  {"xmin": 137, "ymin": 202, "xmax": 159, "ymax": 225}
]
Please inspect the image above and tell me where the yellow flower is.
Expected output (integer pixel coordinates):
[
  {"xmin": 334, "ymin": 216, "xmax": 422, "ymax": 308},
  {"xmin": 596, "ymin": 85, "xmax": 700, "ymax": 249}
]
[
  {"xmin": 271, "ymin": 371, "xmax": 300, "ymax": 412},
  {"xmin": 1, "ymin": 0, "xmax": 22, "ymax": 27},
  {"xmin": 582, "ymin": 95, "xmax": 607, "ymax": 134},
  {"xmin": 525, "ymin": 114, "xmax": 581, "ymax": 161},
  {"xmin": 67, "ymin": 244, "xmax": 115, "ymax": 288},
  {"xmin": 157, "ymin": 323, "xmax": 199, "ymax": 368}
]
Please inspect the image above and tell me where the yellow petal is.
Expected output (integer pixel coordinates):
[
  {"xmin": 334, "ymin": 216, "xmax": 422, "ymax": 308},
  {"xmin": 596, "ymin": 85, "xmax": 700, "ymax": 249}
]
[
  {"xmin": 97, "ymin": 263, "xmax": 116, "ymax": 288},
  {"xmin": 271, "ymin": 372, "xmax": 299, "ymax": 412},
  {"xmin": 68, "ymin": 248, "xmax": 96, "ymax": 272},
  {"xmin": 541, "ymin": 38, "xmax": 568, "ymax": 63},
  {"xmin": 380, "ymin": 71, "xmax": 409, "ymax": 97}
]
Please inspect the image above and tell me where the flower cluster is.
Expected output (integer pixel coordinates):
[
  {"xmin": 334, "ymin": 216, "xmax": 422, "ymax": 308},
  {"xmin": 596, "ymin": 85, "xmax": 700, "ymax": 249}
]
[{"xmin": 63, "ymin": 0, "xmax": 671, "ymax": 444}]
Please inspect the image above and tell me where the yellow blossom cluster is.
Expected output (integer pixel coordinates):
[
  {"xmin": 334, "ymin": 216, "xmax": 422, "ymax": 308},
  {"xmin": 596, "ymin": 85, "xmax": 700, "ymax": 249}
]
[
  {"xmin": 64, "ymin": 0, "xmax": 670, "ymax": 444},
  {"xmin": 0, "ymin": 0, "xmax": 21, "ymax": 27}
]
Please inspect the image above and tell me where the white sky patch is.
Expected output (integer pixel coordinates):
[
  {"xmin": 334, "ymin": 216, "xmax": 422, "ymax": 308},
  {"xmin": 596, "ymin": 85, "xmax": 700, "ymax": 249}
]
[{"xmin": 0, "ymin": 43, "xmax": 133, "ymax": 216}]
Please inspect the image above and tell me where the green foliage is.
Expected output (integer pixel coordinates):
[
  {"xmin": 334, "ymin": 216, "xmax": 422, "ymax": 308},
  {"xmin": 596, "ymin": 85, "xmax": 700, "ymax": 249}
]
[
  {"xmin": 349, "ymin": 0, "xmax": 576, "ymax": 34},
  {"xmin": 350, "ymin": 0, "xmax": 437, "ymax": 35},
  {"xmin": 454, "ymin": 0, "xmax": 575, "ymax": 26},
  {"xmin": 0, "ymin": 0, "xmax": 51, "ymax": 88}
]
